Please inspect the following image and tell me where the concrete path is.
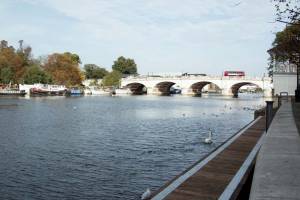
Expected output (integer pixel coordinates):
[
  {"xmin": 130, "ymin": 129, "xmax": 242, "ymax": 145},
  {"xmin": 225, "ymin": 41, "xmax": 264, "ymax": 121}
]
[{"xmin": 250, "ymin": 102, "xmax": 300, "ymax": 200}]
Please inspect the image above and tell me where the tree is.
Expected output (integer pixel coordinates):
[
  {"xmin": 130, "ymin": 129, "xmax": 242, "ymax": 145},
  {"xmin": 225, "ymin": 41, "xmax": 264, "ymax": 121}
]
[
  {"xmin": 112, "ymin": 56, "xmax": 137, "ymax": 75},
  {"xmin": 273, "ymin": 0, "xmax": 300, "ymax": 24},
  {"xmin": 43, "ymin": 52, "xmax": 84, "ymax": 86},
  {"xmin": 0, "ymin": 67, "xmax": 13, "ymax": 84},
  {"xmin": 269, "ymin": 22, "xmax": 300, "ymax": 63},
  {"xmin": 0, "ymin": 40, "xmax": 30, "ymax": 84},
  {"xmin": 102, "ymin": 70, "xmax": 122, "ymax": 87},
  {"xmin": 23, "ymin": 65, "xmax": 52, "ymax": 84},
  {"xmin": 268, "ymin": 22, "xmax": 300, "ymax": 75},
  {"xmin": 84, "ymin": 64, "xmax": 108, "ymax": 79}
]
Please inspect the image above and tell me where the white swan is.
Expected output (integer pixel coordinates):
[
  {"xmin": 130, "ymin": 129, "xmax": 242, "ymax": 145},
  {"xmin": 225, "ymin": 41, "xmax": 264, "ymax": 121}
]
[
  {"xmin": 204, "ymin": 129, "xmax": 213, "ymax": 144},
  {"xmin": 141, "ymin": 188, "xmax": 151, "ymax": 200}
]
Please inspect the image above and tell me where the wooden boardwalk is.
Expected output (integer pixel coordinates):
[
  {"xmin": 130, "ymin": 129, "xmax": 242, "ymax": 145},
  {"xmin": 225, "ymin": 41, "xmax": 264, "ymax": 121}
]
[{"xmin": 151, "ymin": 116, "xmax": 265, "ymax": 200}]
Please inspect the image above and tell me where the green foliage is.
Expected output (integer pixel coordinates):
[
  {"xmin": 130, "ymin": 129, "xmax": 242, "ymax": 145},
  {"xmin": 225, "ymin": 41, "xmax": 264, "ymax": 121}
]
[
  {"xmin": 112, "ymin": 56, "xmax": 137, "ymax": 75},
  {"xmin": 64, "ymin": 52, "xmax": 81, "ymax": 64},
  {"xmin": 269, "ymin": 0, "xmax": 300, "ymax": 76},
  {"xmin": 0, "ymin": 67, "xmax": 13, "ymax": 84},
  {"xmin": 84, "ymin": 64, "xmax": 108, "ymax": 79},
  {"xmin": 23, "ymin": 65, "xmax": 52, "ymax": 84},
  {"xmin": 102, "ymin": 70, "xmax": 122, "ymax": 87},
  {"xmin": 268, "ymin": 22, "xmax": 300, "ymax": 74}
]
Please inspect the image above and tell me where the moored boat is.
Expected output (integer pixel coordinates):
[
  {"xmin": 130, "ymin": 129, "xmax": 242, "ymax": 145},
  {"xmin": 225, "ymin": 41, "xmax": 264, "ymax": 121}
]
[
  {"xmin": 0, "ymin": 84, "xmax": 26, "ymax": 96},
  {"xmin": 66, "ymin": 88, "xmax": 84, "ymax": 96},
  {"xmin": 0, "ymin": 89, "xmax": 26, "ymax": 96},
  {"xmin": 27, "ymin": 84, "xmax": 67, "ymax": 96}
]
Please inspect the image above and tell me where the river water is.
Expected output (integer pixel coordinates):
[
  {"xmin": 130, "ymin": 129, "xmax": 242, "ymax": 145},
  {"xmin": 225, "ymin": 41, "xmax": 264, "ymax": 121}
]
[{"xmin": 0, "ymin": 94, "xmax": 264, "ymax": 200}]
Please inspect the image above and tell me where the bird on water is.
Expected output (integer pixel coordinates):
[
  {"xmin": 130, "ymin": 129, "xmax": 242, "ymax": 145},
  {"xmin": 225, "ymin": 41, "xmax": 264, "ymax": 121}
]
[
  {"xmin": 141, "ymin": 188, "xmax": 151, "ymax": 200},
  {"xmin": 204, "ymin": 129, "xmax": 213, "ymax": 144}
]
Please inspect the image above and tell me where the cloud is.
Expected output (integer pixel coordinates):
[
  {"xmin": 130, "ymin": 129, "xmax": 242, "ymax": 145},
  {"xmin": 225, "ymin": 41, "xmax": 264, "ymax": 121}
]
[{"xmin": 33, "ymin": 0, "xmax": 276, "ymax": 44}]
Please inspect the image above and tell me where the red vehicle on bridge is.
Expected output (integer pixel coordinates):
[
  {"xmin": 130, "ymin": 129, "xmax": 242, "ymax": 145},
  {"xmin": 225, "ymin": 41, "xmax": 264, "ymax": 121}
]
[{"xmin": 223, "ymin": 71, "xmax": 245, "ymax": 77}]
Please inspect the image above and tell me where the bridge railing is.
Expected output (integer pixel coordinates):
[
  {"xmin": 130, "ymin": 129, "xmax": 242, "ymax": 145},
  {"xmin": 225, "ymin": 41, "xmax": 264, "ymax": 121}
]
[{"xmin": 122, "ymin": 76, "xmax": 270, "ymax": 82}]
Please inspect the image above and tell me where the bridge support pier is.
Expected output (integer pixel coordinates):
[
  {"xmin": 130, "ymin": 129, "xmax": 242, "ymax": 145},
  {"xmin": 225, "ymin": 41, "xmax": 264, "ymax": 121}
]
[
  {"xmin": 181, "ymin": 88, "xmax": 194, "ymax": 95},
  {"xmin": 147, "ymin": 87, "xmax": 171, "ymax": 95},
  {"xmin": 222, "ymin": 88, "xmax": 234, "ymax": 96}
]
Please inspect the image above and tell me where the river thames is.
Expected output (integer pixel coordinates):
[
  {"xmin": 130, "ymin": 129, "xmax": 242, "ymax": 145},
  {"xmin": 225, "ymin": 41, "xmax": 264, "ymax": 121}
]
[{"xmin": 0, "ymin": 94, "xmax": 264, "ymax": 199}]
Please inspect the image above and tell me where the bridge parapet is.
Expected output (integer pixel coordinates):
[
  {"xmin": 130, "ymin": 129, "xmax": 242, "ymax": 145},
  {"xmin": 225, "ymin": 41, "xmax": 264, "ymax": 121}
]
[{"xmin": 122, "ymin": 76, "xmax": 270, "ymax": 82}]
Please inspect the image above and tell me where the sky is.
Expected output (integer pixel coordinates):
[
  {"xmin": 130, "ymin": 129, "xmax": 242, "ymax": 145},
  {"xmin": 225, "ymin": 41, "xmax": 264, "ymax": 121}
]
[{"xmin": 0, "ymin": 0, "xmax": 285, "ymax": 76}]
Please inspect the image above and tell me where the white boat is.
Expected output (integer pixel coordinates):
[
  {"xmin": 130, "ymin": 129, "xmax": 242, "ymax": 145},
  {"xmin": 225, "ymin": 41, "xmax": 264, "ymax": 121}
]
[
  {"xmin": 84, "ymin": 87, "xmax": 111, "ymax": 96},
  {"xmin": 0, "ymin": 88, "xmax": 26, "ymax": 96}
]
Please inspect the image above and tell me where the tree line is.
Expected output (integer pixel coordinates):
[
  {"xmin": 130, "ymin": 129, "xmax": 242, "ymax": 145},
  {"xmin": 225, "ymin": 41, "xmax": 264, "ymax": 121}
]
[{"xmin": 0, "ymin": 40, "xmax": 137, "ymax": 87}]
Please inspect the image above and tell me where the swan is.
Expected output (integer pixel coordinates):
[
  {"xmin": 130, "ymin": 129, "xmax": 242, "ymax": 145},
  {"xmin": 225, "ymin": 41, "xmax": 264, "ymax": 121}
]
[
  {"xmin": 204, "ymin": 129, "xmax": 213, "ymax": 144},
  {"xmin": 141, "ymin": 188, "xmax": 151, "ymax": 200}
]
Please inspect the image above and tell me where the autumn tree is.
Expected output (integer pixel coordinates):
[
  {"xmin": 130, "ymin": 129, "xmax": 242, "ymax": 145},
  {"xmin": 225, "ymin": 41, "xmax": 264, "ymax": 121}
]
[
  {"xmin": 102, "ymin": 70, "xmax": 122, "ymax": 87},
  {"xmin": 0, "ymin": 40, "xmax": 32, "ymax": 84},
  {"xmin": 44, "ymin": 52, "xmax": 84, "ymax": 86},
  {"xmin": 112, "ymin": 56, "xmax": 137, "ymax": 75},
  {"xmin": 84, "ymin": 64, "xmax": 108, "ymax": 79},
  {"xmin": 0, "ymin": 42, "xmax": 16, "ymax": 83}
]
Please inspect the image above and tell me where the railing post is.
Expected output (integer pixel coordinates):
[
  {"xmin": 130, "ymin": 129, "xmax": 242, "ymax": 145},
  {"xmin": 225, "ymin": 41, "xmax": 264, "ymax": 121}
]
[
  {"xmin": 278, "ymin": 96, "xmax": 281, "ymax": 108},
  {"xmin": 265, "ymin": 101, "xmax": 274, "ymax": 132}
]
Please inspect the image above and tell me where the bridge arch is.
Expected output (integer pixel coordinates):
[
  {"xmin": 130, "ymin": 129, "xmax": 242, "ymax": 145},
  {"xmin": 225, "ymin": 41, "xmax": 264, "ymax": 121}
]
[
  {"xmin": 230, "ymin": 82, "xmax": 262, "ymax": 97},
  {"xmin": 189, "ymin": 81, "xmax": 221, "ymax": 96},
  {"xmin": 154, "ymin": 81, "xmax": 176, "ymax": 95},
  {"xmin": 125, "ymin": 82, "xmax": 147, "ymax": 95}
]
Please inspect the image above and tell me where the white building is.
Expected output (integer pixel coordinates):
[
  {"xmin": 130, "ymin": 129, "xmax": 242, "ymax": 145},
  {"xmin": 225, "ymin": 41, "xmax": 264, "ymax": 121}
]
[
  {"xmin": 272, "ymin": 61, "xmax": 297, "ymax": 96},
  {"xmin": 273, "ymin": 73, "xmax": 297, "ymax": 96}
]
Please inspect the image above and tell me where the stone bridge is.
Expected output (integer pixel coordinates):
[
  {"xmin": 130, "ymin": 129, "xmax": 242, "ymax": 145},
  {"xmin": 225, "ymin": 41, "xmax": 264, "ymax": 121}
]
[{"xmin": 121, "ymin": 75, "xmax": 273, "ymax": 97}]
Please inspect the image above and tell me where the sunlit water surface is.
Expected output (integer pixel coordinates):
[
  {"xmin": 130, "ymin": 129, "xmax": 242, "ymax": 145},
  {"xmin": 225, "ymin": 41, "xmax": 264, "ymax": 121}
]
[{"xmin": 0, "ymin": 94, "xmax": 264, "ymax": 199}]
